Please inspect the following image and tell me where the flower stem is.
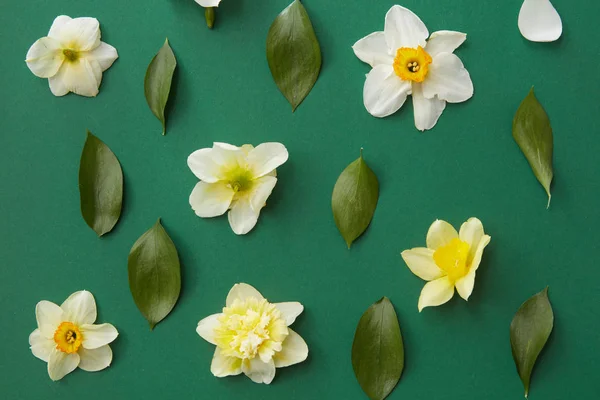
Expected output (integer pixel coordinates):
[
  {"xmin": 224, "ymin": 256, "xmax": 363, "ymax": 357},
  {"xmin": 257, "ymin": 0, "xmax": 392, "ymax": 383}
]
[{"xmin": 205, "ymin": 7, "xmax": 216, "ymax": 29}]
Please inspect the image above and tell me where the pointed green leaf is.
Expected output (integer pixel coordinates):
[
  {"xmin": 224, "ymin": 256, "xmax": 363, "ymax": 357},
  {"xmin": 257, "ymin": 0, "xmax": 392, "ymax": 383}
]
[
  {"xmin": 332, "ymin": 150, "xmax": 379, "ymax": 248},
  {"xmin": 513, "ymin": 88, "xmax": 554, "ymax": 207},
  {"xmin": 128, "ymin": 219, "xmax": 181, "ymax": 330},
  {"xmin": 144, "ymin": 39, "xmax": 177, "ymax": 135},
  {"xmin": 267, "ymin": 0, "xmax": 322, "ymax": 111},
  {"xmin": 352, "ymin": 297, "xmax": 404, "ymax": 400},
  {"xmin": 79, "ymin": 130, "xmax": 123, "ymax": 236},
  {"xmin": 510, "ymin": 287, "xmax": 554, "ymax": 398}
]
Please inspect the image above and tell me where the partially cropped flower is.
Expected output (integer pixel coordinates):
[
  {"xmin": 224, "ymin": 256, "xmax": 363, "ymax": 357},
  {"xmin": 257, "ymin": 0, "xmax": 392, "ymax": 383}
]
[
  {"xmin": 25, "ymin": 16, "xmax": 118, "ymax": 97},
  {"xmin": 197, "ymin": 283, "xmax": 308, "ymax": 384},
  {"xmin": 352, "ymin": 5, "xmax": 473, "ymax": 131},
  {"xmin": 401, "ymin": 218, "xmax": 491, "ymax": 311},
  {"xmin": 187, "ymin": 142, "xmax": 289, "ymax": 235},
  {"xmin": 29, "ymin": 290, "xmax": 119, "ymax": 381},
  {"xmin": 195, "ymin": 0, "xmax": 222, "ymax": 7}
]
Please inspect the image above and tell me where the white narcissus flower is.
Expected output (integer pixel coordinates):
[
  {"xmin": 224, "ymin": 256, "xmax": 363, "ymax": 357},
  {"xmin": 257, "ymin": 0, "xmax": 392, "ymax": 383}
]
[
  {"xmin": 352, "ymin": 5, "xmax": 473, "ymax": 131},
  {"xmin": 29, "ymin": 290, "xmax": 119, "ymax": 381},
  {"xmin": 187, "ymin": 142, "xmax": 289, "ymax": 235},
  {"xmin": 25, "ymin": 16, "xmax": 118, "ymax": 97},
  {"xmin": 401, "ymin": 218, "xmax": 491, "ymax": 311},
  {"xmin": 197, "ymin": 283, "xmax": 308, "ymax": 384}
]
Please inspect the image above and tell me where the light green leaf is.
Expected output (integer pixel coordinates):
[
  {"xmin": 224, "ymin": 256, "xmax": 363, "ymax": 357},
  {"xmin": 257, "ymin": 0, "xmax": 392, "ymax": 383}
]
[
  {"xmin": 352, "ymin": 297, "xmax": 404, "ymax": 400},
  {"xmin": 267, "ymin": 0, "xmax": 321, "ymax": 111},
  {"xmin": 79, "ymin": 130, "xmax": 123, "ymax": 237},
  {"xmin": 144, "ymin": 39, "xmax": 177, "ymax": 135},
  {"xmin": 513, "ymin": 87, "xmax": 554, "ymax": 207},
  {"xmin": 128, "ymin": 219, "xmax": 181, "ymax": 330},
  {"xmin": 510, "ymin": 287, "xmax": 554, "ymax": 398},
  {"xmin": 332, "ymin": 150, "xmax": 379, "ymax": 248}
]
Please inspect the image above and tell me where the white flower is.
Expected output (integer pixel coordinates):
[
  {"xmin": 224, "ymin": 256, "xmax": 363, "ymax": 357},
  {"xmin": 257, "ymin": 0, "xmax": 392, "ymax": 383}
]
[
  {"xmin": 352, "ymin": 5, "xmax": 473, "ymax": 131},
  {"xmin": 187, "ymin": 142, "xmax": 289, "ymax": 235},
  {"xmin": 197, "ymin": 283, "xmax": 308, "ymax": 384},
  {"xmin": 518, "ymin": 0, "xmax": 562, "ymax": 42},
  {"xmin": 25, "ymin": 16, "xmax": 118, "ymax": 97},
  {"xmin": 29, "ymin": 290, "xmax": 119, "ymax": 381},
  {"xmin": 401, "ymin": 218, "xmax": 491, "ymax": 311},
  {"xmin": 194, "ymin": 0, "xmax": 222, "ymax": 7}
]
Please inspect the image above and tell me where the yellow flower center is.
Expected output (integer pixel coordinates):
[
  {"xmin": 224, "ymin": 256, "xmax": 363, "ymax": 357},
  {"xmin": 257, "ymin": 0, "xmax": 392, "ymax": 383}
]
[
  {"xmin": 433, "ymin": 238, "xmax": 471, "ymax": 282},
  {"xmin": 223, "ymin": 166, "xmax": 255, "ymax": 193},
  {"xmin": 53, "ymin": 322, "xmax": 83, "ymax": 354},
  {"xmin": 214, "ymin": 297, "xmax": 288, "ymax": 361},
  {"xmin": 393, "ymin": 46, "xmax": 432, "ymax": 83},
  {"xmin": 62, "ymin": 49, "xmax": 80, "ymax": 63}
]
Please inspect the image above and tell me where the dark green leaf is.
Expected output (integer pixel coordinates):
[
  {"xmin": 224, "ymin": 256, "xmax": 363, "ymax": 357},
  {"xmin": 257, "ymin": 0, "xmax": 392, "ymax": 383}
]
[
  {"xmin": 352, "ymin": 297, "xmax": 404, "ymax": 400},
  {"xmin": 267, "ymin": 0, "xmax": 321, "ymax": 111},
  {"xmin": 332, "ymin": 150, "xmax": 379, "ymax": 248},
  {"xmin": 128, "ymin": 219, "xmax": 181, "ymax": 330},
  {"xmin": 79, "ymin": 130, "xmax": 123, "ymax": 237},
  {"xmin": 513, "ymin": 87, "xmax": 554, "ymax": 207},
  {"xmin": 144, "ymin": 39, "xmax": 177, "ymax": 135},
  {"xmin": 510, "ymin": 287, "xmax": 554, "ymax": 398}
]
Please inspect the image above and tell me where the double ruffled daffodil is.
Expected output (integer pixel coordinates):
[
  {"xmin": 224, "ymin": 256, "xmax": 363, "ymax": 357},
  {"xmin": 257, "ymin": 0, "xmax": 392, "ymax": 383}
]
[
  {"xmin": 187, "ymin": 142, "xmax": 289, "ymax": 235},
  {"xmin": 29, "ymin": 290, "xmax": 119, "ymax": 381},
  {"xmin": 25, "ymin": 16, "xmax": 118, "ymax": 97},
  {"xmin": 401, "ymin": 218, "xmax": 491, "ymax": 311},
  {"xmin": 353, "ymin": 5, "xmax": 473, "ymax": 131},
  {"xmin": 196, "ymin": 283, "xmax": 308, "ymax": 384}
]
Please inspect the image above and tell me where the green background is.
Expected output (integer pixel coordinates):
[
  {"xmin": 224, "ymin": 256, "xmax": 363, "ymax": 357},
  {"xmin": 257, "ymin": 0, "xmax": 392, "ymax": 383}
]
[{"xmin": 1, "ymin": 0, "xmax": 598, "ymax": 398}]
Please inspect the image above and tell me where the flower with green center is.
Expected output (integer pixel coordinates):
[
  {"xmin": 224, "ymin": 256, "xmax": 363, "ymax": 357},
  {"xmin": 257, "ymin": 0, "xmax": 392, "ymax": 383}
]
[
  {"xmin": 29, "ymin": 290, "xmax": 119, "ymax": 381},
  {"xmin": 401, "ymin": 218, "xmax": 491, "ymax": 311},
  {"xmin": 196, "ymin": 283, "xmax": 308, "ymax": 384},
  {"xmin": 187, "ymin": 142, "xmax": 289, "ymax": 235}
]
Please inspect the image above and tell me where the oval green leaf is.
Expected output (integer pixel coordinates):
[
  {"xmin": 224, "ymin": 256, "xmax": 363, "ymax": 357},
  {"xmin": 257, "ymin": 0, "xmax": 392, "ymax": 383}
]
[
  {"xmin": 332, "ymin": 150, "xmax": 379, "ymax": 248},
  {"xmin": 79, "ymin": 130, "xmax": 123, "ymax": 237},
  {"xmin": 510, "ymin": 287, "xmax": 554, "ymax": 398},
  {"xmin": 267, "ymin": 0, "xmax": 322, "ymax": 111},
  {"xmin": 513, "ymin": 87, "xmax": 554, "ymax": 207},
  {"xmin": 352, "ymin": 297, "xmax": 404, "ymax": 400},
  {"xmin": 144, "ymin": 38, "xmax": 177, "ymax": 135},
  {"xmin": 128, "ymin": 219, "xmax": 181, "ymax": 330}
]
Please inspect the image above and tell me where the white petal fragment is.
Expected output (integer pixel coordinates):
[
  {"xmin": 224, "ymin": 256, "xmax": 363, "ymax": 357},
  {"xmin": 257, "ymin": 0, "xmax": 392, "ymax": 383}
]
[
  {"xmin": 78, "ymin": 345, "xmax": 113, "ymax": 372},
  {"xmin": 25, "ymin": 37, "xmax": 64, "ymax": 78},
  {"xmin": 401, "ymin": 248, "xmax": 444, "ymax": 281},
  {"xmin": 274, "ymin": 328, "xmax": 308, "ymax": 368},
  {"xmin": 88, "ymin": 42, "xmax": 119, "ymax": 71},
  {"xmin": 426, "ymin": 220, "xmax": 458, "ymax": 250},
  {"xmin": 242, "ymin": 358, "xmax": 276, "ymax": 384},
  {"xmin": 518, "ymin": 0, "xmax": 563, "ymax": 42},
  {"xmin": 384, "ymin": 5, "xmax": 429, "ymax": 50},
  {"xmin": 195, "ymin": 0, "xmax": 223, "ymax": 8},
  {"xmin": 211, "ymin": 349, "xmax": 243, "ymax": 377},
  {"xmin": 274, "ymin": 302, "xmax": 304, "ymax": 326},
  {"xmin": 189, "ymin": 181, "xmax": 234, "ymax": 218},
  {"xmin": 81, "ymin": 323, "xmax": 119, "ymax": 349},
  {"xmin": 422, "ymin": 53, "xmax": 473, "ymax": 103},
  {"xmin": 48, "ymin": 350, "xmax": 80, "ymax": 381},
  {"xmin": 363, "ymin": 64, "xmax": 411, "ymax": 118},
  {"xmin": 425, "ymin": 31, "xmax": 467, "ymax": 57},
  {"xmin": 29, "ymin": 329, "xmax": 55, "ymax": 362},
  {"xmin": 36, "ymin": 301, "xmax": 64, "ymax": 338},
  {"xmin": 412, "ymin": 83, "xmax": 447, "ymax": 131},
  {"xmin": 196, "ymin": 313, "xmax": 222, "ymax": 345},
  {"xmin": 418, "ymin": 276, "xmax": 455, "ymax": 312},
  {"xmin": 247, "ymin": 143, "xmax": 289, "ymax": 178},
  {"xmin": 352, "ymin": 32, "xmax": 394, "ymax": 67},
  {"xmin": 61, "ymin": 290, "xmax": 97, "ymax": 325},
  {"xmin": 226, "ymin": 283, "xmax": 264, "ymax": 306}
]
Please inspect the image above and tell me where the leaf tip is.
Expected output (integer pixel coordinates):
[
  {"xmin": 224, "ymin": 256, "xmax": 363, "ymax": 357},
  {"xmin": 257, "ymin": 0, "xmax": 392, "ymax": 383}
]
[
  {"xmin": 546, "ymin": 193, "xmax": 551, "ymax": 209},
  {"xmin": 149, "ymin": 321, "xmax": 156, "ymax": 331}
]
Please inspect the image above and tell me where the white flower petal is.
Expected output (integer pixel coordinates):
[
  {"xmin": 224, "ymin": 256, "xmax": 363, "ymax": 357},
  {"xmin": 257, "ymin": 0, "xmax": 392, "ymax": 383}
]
[
  {"xmin": 78, "ymin": 345, "xmax": 112, "ymax": 372},
  {"xmin": 412, "ymin": 82, "xmax": 446, "ymax": 131},
  {"xmin": 425, "ymin": 31, "xmax": 467, "ymax": 57},
  {"xmin": 455, "ymin": 269, "xmax": 476, "ymax": 301},
  {"xmin": 50, "ymin": 58, "xmax": 101, "ymax": 97},
  {"xmin": 29, "ymin": 329, "xmax": 55, "ymax": 362},
  {"xmin": 210, "ymin": 349, "xmax": 242, "ymax": 377},
  {"xmin": 470, "ymin": 234, "xmax": 491, "ymax": 273},
  {"xmin": 249, "ymin": 175, "xmax": 278, "ymax": 210},
  {"xmin": 426, "ymin": 220, "xmax": 458, "ymax": 250},
  {"xmin": 48, "ymin": 64, "xmax": 69, "ymax": 96},
  {"xmin": 363, "ymin": 64, "xmax": 411, "ymax": 118},
  {"xmin": 226, "ymin": 283, "xmax": 264, "ymax": 306},
  {"xmin": 189, "ymin": 181, "xmax": 235, "ymax": 218},
  {"xmin": 422, "ymin": 53, "xmax": 473, "ymax": 103},
  {"xmin": 56, "ymin": 17, "xmax": 100, "ymax": 51},
  {"xmin": 518, "ymin": 0, "xmax": 562, "ymax": 42},
  {"xmin": 242, "ymin": 358, "xmax": 276, "ymax": 384},
  {"xmin": 36, "ymin": 301, "xmax": 64, "ymax": 338},
  {"xmin": 227, "ymin": 176, "xmax": 277, "ymax": 235},
  {"xmin": 384, "ymin": 5, "xmax": 429, "ymax": 50},
  {"xmin": 247, "ymin": 143, "xmax": 289, "ymax": 178},
  {"xmin": 196, "ymin": 313, "xmax": 222, "ymax": 345},
  {"xmin": 25, "ymin": 37, "xmax": 64, "ymax": 78},
  {"xmin": 418, "ymin": 276, "xmax": 455, "ymax": 312},
  {"xmin": 352, "ymin": 32, "xmax": 394, "ymax": 67},
  {"xmin": 61, "ymin": 290, "xmax": 97, "ymax": 325},
  {"xmin": 195, "ymin": 0, "xmax": 223, "ymax": 8},
  {"xmin": 274, "ymin": 302, "xmax": 304, "ymax": 326},
  {"xmin": 81, "ymin": 323, "xmax": 118, "ymax": 349},
  {"xmin": 48, "ymin": 15, "xmax": 72, "ymax": 39},
  {"xmin": 401, "ymin": 248, "xmax": 444, "ymax": 281},
  {"xmin": 48, "ymin": 350, "xmax": 80, "ymax": 381},
  {"xmin": 459, "ymin": 217, "xmax": 485, "ymax": 263},
  {"xmin": 274, "ymin": 328, "xmax": 308, "ymax": 368},
  {"xmin": 187, "ymin": 148, "xmax": 225, "ymax": 183},
  {"xmin": 88, "ymin": 42, "xmax": 119, "ymax": 71}
]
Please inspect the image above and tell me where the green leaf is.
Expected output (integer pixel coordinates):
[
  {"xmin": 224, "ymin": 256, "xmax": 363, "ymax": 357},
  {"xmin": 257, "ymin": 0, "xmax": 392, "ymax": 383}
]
[
  {"xmin": 267, "ymin": 0, "xmax": 322, "ymax": 111},
  {"xmin": 79, "ymin": 130, "xmax": 123, "ymax": 237},
  {"xmin": 332, "ymin": 149, "xmax": 379, "ymax": 248},
  {"xmin": 513, "ymin": 87, "xmax": 554, "ymax": 207},
  {"xmin": 510, "ymin": 287, "xmax": 554, "ymax": 398},
  {"xmin": 128, "ymin": 219, "xmax": 181, "ymax": 330},
  {"xmin": 144, "ymin": 39, "xmax": 177, "ymax": 135},
  {"xmin": 352, "ymin": 297, "xmax": 404, "ymax": 400}
]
